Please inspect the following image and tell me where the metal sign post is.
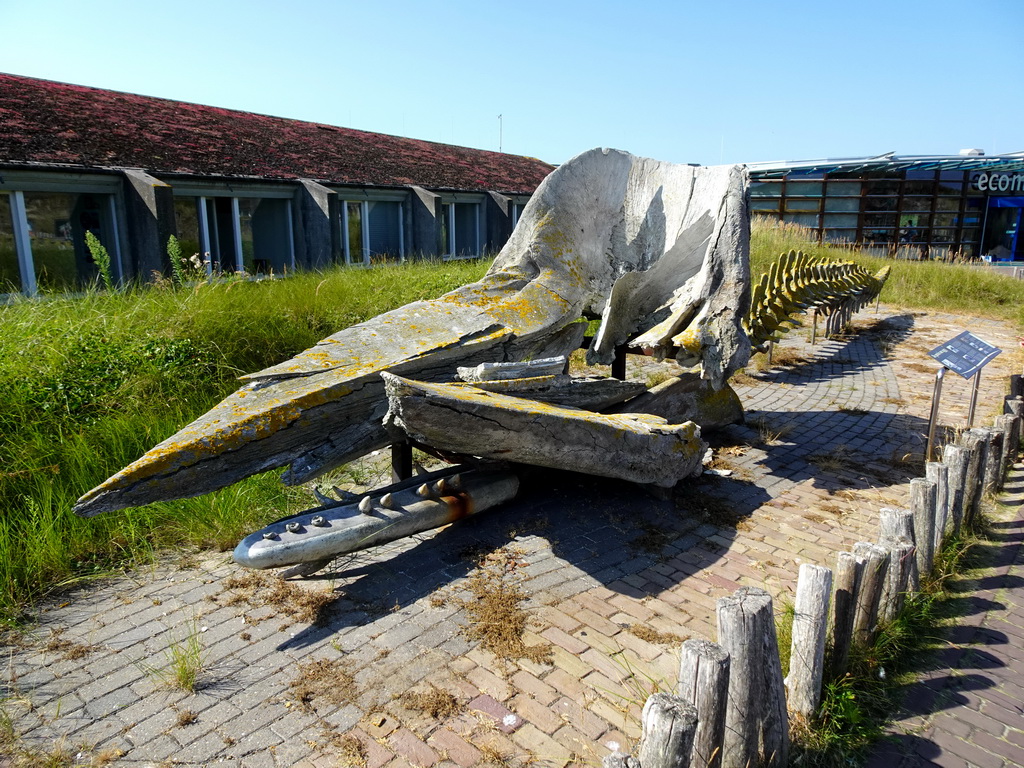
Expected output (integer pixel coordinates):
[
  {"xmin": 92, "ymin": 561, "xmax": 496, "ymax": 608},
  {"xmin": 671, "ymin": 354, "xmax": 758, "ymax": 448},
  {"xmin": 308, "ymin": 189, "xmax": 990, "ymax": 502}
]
[
  {"xmin": 967, "ymin": 370, "xmax": 983, "ymax": 428},
  {"xmin": 925, "ymin": 366, "xmax": 947, "ymax": 462},
  {"xmin": 925, "ymin": 331, "xmax": 1002, "ymax": 460}
]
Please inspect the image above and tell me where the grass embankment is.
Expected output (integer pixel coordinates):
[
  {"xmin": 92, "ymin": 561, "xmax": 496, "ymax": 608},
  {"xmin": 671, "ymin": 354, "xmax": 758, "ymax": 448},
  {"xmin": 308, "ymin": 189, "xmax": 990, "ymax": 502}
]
[{"xmin": 0, "ymin": 260, "xmax": 487, "ymax": 622}]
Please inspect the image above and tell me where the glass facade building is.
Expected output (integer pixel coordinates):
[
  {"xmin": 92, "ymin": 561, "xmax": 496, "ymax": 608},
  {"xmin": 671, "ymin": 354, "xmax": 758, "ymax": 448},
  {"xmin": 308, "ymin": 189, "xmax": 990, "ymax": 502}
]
[{"xmin": 747, "ymin": 152, "xmax": 1024, "ymax": 260}]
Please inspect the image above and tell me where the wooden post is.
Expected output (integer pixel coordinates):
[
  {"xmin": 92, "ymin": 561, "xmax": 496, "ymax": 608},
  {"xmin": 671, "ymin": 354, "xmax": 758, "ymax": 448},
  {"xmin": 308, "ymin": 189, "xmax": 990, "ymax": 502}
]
[
  {"xmin": 997, "ymin": 414, "xmax": 1015, "ymax": 484},
  {"xmin": 677, "ymin": 639, "xmax": 729, "ymax": 768},
  {"xmin": 941, "ymin": 444, "xmax": 969, "ymax": 536},
  {"xmin": 717, "ymin": 588, "xmax": 789, "ymax": 768},
  {"xmin": 1009, "ymin": 373, "xmax": 1024, "ymax": 400},
  {"xmin": 910, "ymin": 478, "xmax": 937, "ymax": 577},
  {"xmin": 786, "ymin": 564, "xmax": 832, "ymax": 717},
  {"xmin": 925, "ymin": 462, "xmax": 949, "ymax": 552},
  {"xmin": 603, "ymin": 754, "xmax": 638, "ymax": 768},
  {"xmin": 1006, "ymin": 397, "xmax": 1023, "ymax": 459},
  {"xmin": 879, "ymin": 541, "xmax": 915, "ymax": 623},
  {"xmin": 828, "ymin": 551, "xmax": 862, "ymax": 680},
  {"xmin": 879, "ymin": 507, "xmax": 915, "ymax": 543},
  {"xmin": 981, "ymin": 428, "xmax": 1003, "ymax": 496},
  {"xmin": 851, "ymin": 542, "xmax": 890, "ymax": 646},
  {"xmin": 761, "ymin": 611, "xmax": 789, "ymax": 768},
  {"xmin": 879, "ymin": 506, "xmax": 918, "ymax": 592},
  {"xmin": 637, "ymin": 693, "xmax": 699, "ymax": 768},
  {"xmin": 961, "ymin": 429, "xmax": 988, "ymax": 528}
]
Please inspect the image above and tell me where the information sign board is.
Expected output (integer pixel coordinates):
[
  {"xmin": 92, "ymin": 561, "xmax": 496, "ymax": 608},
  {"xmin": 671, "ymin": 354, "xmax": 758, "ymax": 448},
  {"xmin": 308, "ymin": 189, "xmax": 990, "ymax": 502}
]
[{"xmin": 927, "ymin": 331, "xmax": 1002, "ymax": 379}]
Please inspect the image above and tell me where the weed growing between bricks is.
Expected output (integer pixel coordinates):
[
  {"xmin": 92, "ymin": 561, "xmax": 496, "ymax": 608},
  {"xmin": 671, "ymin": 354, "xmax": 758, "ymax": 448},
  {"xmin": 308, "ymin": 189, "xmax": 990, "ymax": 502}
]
[{"xmin": 788, "ymin": 524, "xmax": 985, "ymax": 766}]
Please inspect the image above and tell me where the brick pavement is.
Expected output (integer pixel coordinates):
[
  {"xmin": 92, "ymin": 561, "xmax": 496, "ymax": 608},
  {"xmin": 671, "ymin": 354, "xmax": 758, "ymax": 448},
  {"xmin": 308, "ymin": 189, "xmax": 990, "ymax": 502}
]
[{"xmin": 2, "ymin": 306, "xmax": 1022, "ymax": 767}]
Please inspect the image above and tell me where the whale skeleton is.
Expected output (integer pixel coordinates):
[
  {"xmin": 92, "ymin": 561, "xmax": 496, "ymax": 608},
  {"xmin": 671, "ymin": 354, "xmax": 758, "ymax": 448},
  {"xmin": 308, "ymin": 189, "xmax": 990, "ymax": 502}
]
[{"xmin": 74, "ymin": 147, "xmax": 751, "ymax": 569}]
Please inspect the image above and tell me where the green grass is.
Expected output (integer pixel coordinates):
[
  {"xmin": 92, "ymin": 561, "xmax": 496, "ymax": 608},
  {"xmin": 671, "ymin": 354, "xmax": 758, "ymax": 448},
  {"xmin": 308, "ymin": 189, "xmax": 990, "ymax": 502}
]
[
  {"xmin": 143, "ymin": 619, "xmax": 207, "ymax": 693},
  {"xmin": 0, "ymin": 259, "xmax": 488, "ymax": 622}
]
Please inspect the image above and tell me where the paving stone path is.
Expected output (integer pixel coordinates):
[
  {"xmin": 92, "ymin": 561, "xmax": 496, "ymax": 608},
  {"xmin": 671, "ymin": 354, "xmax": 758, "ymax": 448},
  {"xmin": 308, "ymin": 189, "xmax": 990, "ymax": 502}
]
[{"xmin": 2, "ymin": 307, "xmax": 1022, "ymax": 767}]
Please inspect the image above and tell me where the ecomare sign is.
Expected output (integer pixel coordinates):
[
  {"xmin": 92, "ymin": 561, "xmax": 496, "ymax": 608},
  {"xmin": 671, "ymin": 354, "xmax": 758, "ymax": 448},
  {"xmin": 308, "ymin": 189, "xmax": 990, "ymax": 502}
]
[{"xmin": 973, "ymin": 172, "xmax": 1024, "ymax": 193}]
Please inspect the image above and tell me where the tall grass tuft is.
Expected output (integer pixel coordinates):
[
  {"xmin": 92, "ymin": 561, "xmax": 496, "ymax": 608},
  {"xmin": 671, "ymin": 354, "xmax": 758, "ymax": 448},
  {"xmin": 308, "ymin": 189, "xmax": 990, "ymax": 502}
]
[
  {"xmin": 0, "ymin": 259, "xmax": 488, "ymax": 622},
  {"xmin": 85, "ymin": 231, "xmax": 114, "ymax": 292}
]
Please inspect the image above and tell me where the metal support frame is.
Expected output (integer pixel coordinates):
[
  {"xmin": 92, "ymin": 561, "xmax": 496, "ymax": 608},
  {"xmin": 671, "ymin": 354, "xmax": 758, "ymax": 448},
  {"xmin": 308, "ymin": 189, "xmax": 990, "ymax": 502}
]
[
  {"xmin": 9, "ymin": 191, "xmax": 35, "ymax": 295},
  {"xmin": 391, "ymin": 441, "xmax": 413, "ymax": 483},
  {"xmin": 231, "ymin": 197, "xmax": 244, "ymax": 272},
  {"xmin": 925, "ymin": 366, "xmax": 947, "ymax": 462},
  {"xmin": 611, "ymin": 344, "xmax": 628, "ymax": 380},
  {"xmin": 967, "ymin": 369, "xmax": 982, "ymax": 428}
]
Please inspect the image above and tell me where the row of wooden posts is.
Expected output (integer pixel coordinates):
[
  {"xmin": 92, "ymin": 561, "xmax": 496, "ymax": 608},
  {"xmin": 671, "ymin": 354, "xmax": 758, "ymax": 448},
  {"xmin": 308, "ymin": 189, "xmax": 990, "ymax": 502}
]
[{"xmin": 606, "ymin": 376, "xmax": 1024, "ymax": 768}]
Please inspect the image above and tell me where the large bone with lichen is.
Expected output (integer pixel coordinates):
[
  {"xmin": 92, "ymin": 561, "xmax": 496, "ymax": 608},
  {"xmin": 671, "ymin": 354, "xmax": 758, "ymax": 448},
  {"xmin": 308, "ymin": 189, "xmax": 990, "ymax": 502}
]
[
  {"xmin": 74, "ymin": 148, "xmax": 749, "ymax": 517},
  {"xmin": 382, "ymin": 373, "xmax": 707, "ymax": 487}
]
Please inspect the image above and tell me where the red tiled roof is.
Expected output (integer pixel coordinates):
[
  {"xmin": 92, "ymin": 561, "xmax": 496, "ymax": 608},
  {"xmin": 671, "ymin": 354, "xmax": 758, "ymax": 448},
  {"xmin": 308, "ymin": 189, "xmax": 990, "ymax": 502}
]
[{"xmin": 0, "ymin": 73, "xmax": 554, "ymax": 195}]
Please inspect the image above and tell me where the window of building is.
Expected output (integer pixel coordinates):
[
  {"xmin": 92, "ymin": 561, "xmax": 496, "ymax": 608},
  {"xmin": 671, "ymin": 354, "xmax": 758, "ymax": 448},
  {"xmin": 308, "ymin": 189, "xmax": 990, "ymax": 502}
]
[
  {"xmin": 823, "ymin": 214, "xmax": 858, "ymax": 228},
  {"xmin": 901, "ymin": 197, "xmax": 933, "ymax": 213},
  {"xmin": 172, "ymin": 197, "xmax": 203, "ymax": 264},
  {"xmin": 0, "ymin": 194, "xmax": 17, "ymax": 293},
  {"xmin": 823, "ymin": 230, "xmax": 859, "ymax": 244},
  {"xmin": 826, "ymin": 181, "xmax": 862, "ymax": 197},
  {"xmin": 786, "ymin": 181, "xmax": 823, "ymax": 197},
  {"xmin": 367, "ymin": 201, "xmax": 403, "ymax": 261},
  {"xmin": 781, "ymin": 213, "xmax": 819, "ymax": 228},
  {"xmin": 445, "ymin": 202, "xmax": 480, "ymax": 257},
  {"xmin": 749, "ymin": 181, "xmax": 784, "ymax": 197},
  {"xmin": 341, "ymin": 199, "xmax": 405, "ymax": 264},
  {"xmin": 784, "ymin": 199, "xmax": 820, "ymax": 213},
  {"xmin": 172, "ymin": 193, "xmax": 294, "ymax": 275},
  {"xmin": 21, "ymin": 191, "xmax": 120, "ymax": 292},
  {"xmin": 903, "ymin": 180, "xmax": 935, "ymax": 195},
  {"xmin": 824, "ymin": 197, "xmax": 859, "ymax": 213},
  {"xmin": 238, "ymin": 198, "xmax": 295, "ymax": 274},
  {"xmin": 512, "ymin": 201, "xmax": 529, "ymax": 230}
]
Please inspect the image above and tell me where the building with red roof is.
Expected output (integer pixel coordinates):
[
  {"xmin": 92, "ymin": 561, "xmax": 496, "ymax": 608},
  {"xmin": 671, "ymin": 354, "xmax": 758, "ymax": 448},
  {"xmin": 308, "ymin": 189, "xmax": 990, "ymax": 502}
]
[{"xmin": 0, "ymin": 73, "xmax": 555, "ymax": 294}]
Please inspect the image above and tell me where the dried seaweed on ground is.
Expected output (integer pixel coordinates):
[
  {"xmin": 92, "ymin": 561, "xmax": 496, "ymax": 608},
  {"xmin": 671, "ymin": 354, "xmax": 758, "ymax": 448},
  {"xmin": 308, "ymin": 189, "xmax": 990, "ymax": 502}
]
[
  {"xmin": 289, "ymin": 658, "xmax": 358, "ymax": 712},
  {"xmin": 44, "ymin": 628, "xmax": 96, "ymax": 660},
  {"xmin": 630, "ymin": 521, "xmax": 678, "ymax": 554},
  {"xmin": 399, "ymin": 685, "xmax": 464, "ymax": 719},
  {"xmin": 221, "ymin": 571, "xmax": 337, "ymax": 625},
  {"xmin": 321, "ymin": 728, "xmax": 367, "ymax": 767},
  {"xmin": 458, "ymin": 547, "xmax": 551, "ymax": 665},
  {"xmin": 628, "ymin": 624, "xmax": 689, "ymax": 645}
]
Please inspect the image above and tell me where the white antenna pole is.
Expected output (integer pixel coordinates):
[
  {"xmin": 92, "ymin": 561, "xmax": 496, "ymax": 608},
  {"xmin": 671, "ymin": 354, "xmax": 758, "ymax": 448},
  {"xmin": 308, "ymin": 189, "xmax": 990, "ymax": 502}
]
[{"xmin": 498, "ymin": 114, "xmax": 503, "ymax": 152}]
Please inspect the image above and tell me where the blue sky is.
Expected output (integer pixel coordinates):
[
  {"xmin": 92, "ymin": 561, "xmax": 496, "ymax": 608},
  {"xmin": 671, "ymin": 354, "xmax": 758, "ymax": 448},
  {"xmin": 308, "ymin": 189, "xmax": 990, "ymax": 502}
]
[{"xmin": 2, "ymin": 0, "xmax": 1021, "ymax": 167}]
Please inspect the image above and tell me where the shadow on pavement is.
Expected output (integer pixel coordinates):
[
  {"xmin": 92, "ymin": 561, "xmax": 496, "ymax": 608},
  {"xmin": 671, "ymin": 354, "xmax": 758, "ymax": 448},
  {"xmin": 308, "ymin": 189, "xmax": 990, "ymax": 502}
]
[{"xmin": 278, "ymin": 467, "xmax": 772, "ymax": 650}]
